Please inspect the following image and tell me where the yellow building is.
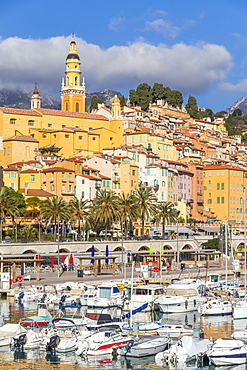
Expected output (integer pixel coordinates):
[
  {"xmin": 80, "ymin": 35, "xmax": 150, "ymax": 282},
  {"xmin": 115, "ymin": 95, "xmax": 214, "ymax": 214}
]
[
  {"xmin": 2, "ymin": 135, "xmax": 39, "ymax": 167},
  {"xmin": 19, "ymin": 169, "xmax": 41, "ymax": 191},
  {"xmin": 203, "ymin": 165, "xmax": 247, "ymax": 223},
  {"xmin": 124, "ymin": 129, "xmax": 176, "ymax": 161},
  {"xmin": 0, "ymin": 37, "xmax": 123, "ymax": 165},
  {"xmin": 41, "ymin": 166, "xmax": 75, "ymax": 200}
]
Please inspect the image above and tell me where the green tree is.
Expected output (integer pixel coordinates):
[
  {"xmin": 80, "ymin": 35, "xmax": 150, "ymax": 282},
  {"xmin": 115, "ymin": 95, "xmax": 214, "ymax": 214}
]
[
  {"xmin": 119, "ymin": 95, "xmax": 126, "ymax": 107},
  {"xmin": 151, "ymin": 83, "xmax": 165, "ymax": 103},
  {"xmin": 117, "ymin": 192, "xmax": 139, "ymax": 239},
  {"xmin": 129, "ymin": 89, "xmax": 138, "ymax": 107},
  {"xmin": 169, "ymin": 90, "xmax": 183, "ymax": 108},
  {"xmin": 91, "ymin": 189, "xmax": 119, "ymax": 239},
  {"xmin": 26, "ymin": 197, "xmax": 42, "ymax": 218},
  {"xmin": 154, "ymin": 201, "xmax": 179, "ymax": 238},
  {"xmin": 90, "ymin": 95, "xmax": 104, "ymax": 112},
  {"xmin": 215, "ymin": 110, "xmax": 227, "ymax": 117},
  {"xmin": 69, "ymin": 196, "xmax": 89, "ymax": 240},
  {"xmin": 135, "ymin": 83, "xmax": 152, "ymax": 111},
  {"xmin": 21, "ymin": 225, "xmax": 38, "ymax": 241},
  {"xmin": 135, "ymin": 186, "xmax": 157, "ymax": 237},
  {"xmin": 186, "ymin": 95, "xmax": 199, "ymax": 118},
  {"xmin": 232, "ymin": 108, "xmax": 242, "ymax": 117},
  {"xmin": 0, "ymin": 187, "xmax": 20, "ymax": 242},
  {"xmin": 202, "ymin": 238, "xmax": 219, "ymax": 250},
  {"xmin": 41, "ymin": 196, "xmax": 70, "ymax": 241}
]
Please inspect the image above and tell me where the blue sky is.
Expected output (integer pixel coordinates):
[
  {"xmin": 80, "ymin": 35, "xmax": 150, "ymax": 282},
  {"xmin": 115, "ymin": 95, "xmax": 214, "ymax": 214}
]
[{"xmin": 1, "ymin": 0, "xmax": 247, "ymax": 112}]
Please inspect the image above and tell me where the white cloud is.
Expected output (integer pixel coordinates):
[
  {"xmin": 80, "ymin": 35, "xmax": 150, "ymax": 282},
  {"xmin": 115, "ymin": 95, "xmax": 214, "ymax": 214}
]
[
  {"xmin": 145, "ymin": 18, "xmax": 180, "ymax": 38},
  {"xmin": 108, "ymin": 17, "xmax": 126, "ymax": 31},
  {"xmin": 220, "ymin": 79, "xmax": 247, "ymax": 94},
  {"xmin": 0, "ymin": 36, "xmax": 233, "ymax": 97}
]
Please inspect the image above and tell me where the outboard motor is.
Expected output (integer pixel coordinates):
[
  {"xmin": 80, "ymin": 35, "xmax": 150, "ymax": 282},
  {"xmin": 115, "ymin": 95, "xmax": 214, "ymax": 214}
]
[
  {"xmin": 18, "ymin": 292, "xmax": 25, "ymax": 303},
  {"xmin": 13, "ymin": 333, "xmax": 27, "ymax": 350},
  {"xmin": 59, "ymin": 295, "xmax": 66, "ymax": 306},
  {"xmin": 46, "ymin": 335, "xmax": 60, "ymax": 352},
  {"xmin": 124, "ymin": 339, "xmax": 135, "ymax": 356},
  {"xmin": 40, "ymin": 293, "xmax": 47, "ymax": 303}
]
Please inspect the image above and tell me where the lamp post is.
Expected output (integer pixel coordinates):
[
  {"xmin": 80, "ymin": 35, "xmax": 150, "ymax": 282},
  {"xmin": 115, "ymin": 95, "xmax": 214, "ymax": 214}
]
[
  {"xmin": 57, "ymin": 220, "xmax": 60, "ymax": 278},
  {"xmin": 0, "ymin": 218, "xmax": 3, "ymax": 244},
  {"xmin": 38, "ymin": 218, "xmax": 41, "ymax": 243}
]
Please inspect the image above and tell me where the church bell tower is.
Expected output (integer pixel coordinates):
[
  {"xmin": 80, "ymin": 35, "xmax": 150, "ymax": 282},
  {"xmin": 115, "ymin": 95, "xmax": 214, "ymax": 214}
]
[{"xmin": 60, "ymin": 36, "xmax": 86, "ymax": 113}]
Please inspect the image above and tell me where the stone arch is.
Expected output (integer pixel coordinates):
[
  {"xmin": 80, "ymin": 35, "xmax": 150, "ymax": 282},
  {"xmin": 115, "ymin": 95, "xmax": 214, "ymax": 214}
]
[
  {"xmin": 182, "ymin": 245, "xmax": 193, "ymax": 250},
  {"xmin": 180, "ymin": 244, "xmax": 194, "ymax": 261},
  {"xmin": 163, "ymin": 245, "xmax": 173, "ymax": 251},
  {"xmin": 59, "ymin": 248, "xmax": 70, "ymax": 253},
  {"xmin": 22, "ymin": 249, "xmax": 38, "ymax": 254},
  {"xmin": 138, "ymin": 245, "xmax": 149, "ymax": 252},
  {"xmin": 86, "ymin": 247, "xmax": 100, "ymax": 253},
  {"xmin": 113, "ymin": 246, "xmax": 124, "ymax": 252}
]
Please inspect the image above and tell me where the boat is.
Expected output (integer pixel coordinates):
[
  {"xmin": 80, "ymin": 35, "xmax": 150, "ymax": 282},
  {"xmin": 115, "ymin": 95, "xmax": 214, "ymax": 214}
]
[
  {"xmin": 154, "ymin": 279, "xmax": 206, "ymax": 313},
  {"xmin": 207, "ymin": 338, "xmax": 247, "ymax": 366},
  {"xmin": 156, "ymin": 323, "xmax": 194, "ymax": 337},
  {"xmin": 155, "ymin": 335, "xmax": 211, "ymax": 365},
  {"xmin": 123, "ymin": 284, "xmax": 166, "ymax": 312},
  {"xmin": 122, "ymin": 321, "xmax": 164, "ymax": 335},
  {"xmin": 232, "ymin": 328, "xmax": 247, "ymax": 340},
  {"xmin": 233, "ymin": 300, "xmax": 247, "ymax": 320},
  {"xmin": 121, "ymin": 336, "xmax": 171, "ymax": 357},
  {"xmin": 19, "ymin": 304, "xmax": 52, "ymax": 327},
  {"xmin": 12, "ymin": 329, "xmax": 44, "ymax": 350},
  {"xmin": 198, "ymin": 299, "xmax": 232, "ymax": 316},
  {"xmin": 75, "ymin": 329, "xmax": 134, "ymax": 356},
  {"xmin": 79, "ymin": 282, "xmax": 124, "ymax": 309},
  {"xmin": 0, "ymin": 324, "xmax": 27, "ymax": 347}
]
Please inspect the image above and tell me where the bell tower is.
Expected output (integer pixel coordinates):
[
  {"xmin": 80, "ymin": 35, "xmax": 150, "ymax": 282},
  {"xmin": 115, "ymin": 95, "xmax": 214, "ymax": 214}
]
[
  {"xmin": 61, "ymin": 36, "xmax": 86, "ymax": 113},
  {"xmin": 31, "ymin": 84, "xmax": 41, "ymax": 109}
]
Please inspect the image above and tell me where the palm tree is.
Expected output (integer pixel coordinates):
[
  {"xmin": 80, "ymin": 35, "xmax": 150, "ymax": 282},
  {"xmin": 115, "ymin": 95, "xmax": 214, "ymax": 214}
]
[
  {"xmin": 41, "ymin": 196, "xmax": 70, "ymax": 241},
  {"xmin": 0, "ymin": 187, "xmax": 20, "ymax": 243},
  {"xmin": 117, "ymin": 192, "xmax": 139, "ymax": 239},
  {"xmin": 21, "ymin": 225, "xmax": 38, "ymax": 242},
  {"xmin": 154, "ymin": 201, "xmax": 179, "ymax": 238},
  {"xmin": 26, "ymin": 197, "xmax": 42, "ymax": 218},
  {"xmin": 135, "ymin": 186, "xmax": 157, "ymax": 237},
  {"xmin": 69, "ymin": 196, "xmax": 89, "ymax": 240},
  {"xmin": 91, "ymin": 189, "xmax": 119, "ymax": 239}
]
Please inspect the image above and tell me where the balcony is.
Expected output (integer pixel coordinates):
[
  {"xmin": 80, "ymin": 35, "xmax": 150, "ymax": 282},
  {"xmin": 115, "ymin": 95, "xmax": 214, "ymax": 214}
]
[
  {"xmin": 187, "ymin": 199, "xmax": 194, "ymax": 203},
  {"xmin": 113, "ymin": 176, "xmax": 120, "ymax": 182},
  {"xmin": 49, "ymin": 177, "xmax": 54, "ymax": 182},
  {"xmin": 61, "ymin": 190, "xmax": 75, "ymax": 195}
]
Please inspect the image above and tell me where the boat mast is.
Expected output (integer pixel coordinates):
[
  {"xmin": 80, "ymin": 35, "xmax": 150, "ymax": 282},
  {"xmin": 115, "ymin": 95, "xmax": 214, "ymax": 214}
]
[
  {"xmin": 225, "ymin": 221, "xmax": 228, "ymax": 296},
  {"xmin": 244, "ymin": 186, "xmax": 246, "ymax": 299}
]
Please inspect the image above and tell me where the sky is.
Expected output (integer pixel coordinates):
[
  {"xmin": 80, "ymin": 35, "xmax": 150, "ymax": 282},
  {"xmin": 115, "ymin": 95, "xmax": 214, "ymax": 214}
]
[{"xmin": 1, "ymin": 0, "xmax": 247, "ymax": 112}]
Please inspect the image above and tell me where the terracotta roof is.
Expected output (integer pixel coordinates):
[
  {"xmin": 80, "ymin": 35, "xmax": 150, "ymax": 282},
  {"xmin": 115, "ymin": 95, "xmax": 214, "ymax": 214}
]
[
  {"xmin": 3, "ymin": 135, "xmax": 38, "ymax": 143},
  {"xmin": 42, "ymin": 167, "xmax": 74, "ymax": 173},
  {"xmin": 20, "ymin": 169, "xmax": 39, "ymax": 174},
  {"xmin": 34, "ymin": 108, "xmax": 109, "ymax": 121},
  {"xmin": 0, "ymin": 107, "xmax": 41, "ymax": 116},
  {"xmin": 79, "ymin": 174, "xmax": 101, "ymax": 180},
  {"xmin": 203, "ymin": 165, "xmax": 247, "ymax": 172},
  {"xmin": 19, "ymin": 189, "xmax": 54, "ymax": 197}
]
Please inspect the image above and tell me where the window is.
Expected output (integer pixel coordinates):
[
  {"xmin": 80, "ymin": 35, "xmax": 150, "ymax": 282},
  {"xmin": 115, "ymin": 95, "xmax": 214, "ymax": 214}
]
[
  {"xmin": 48, "ymin": 124, "xmax": 52, "ymax": 128},
  {"xmin": 208, "ymin": 199, "xmax": 212, "ymax": 204},
  {"xmin": 68, "ymin": 173, "xmax": 72, "ymax": 181},
  {"xmin": 110, "ymin": 137, "xmax": 113, "ymax": 141},
  {"xmin": 92, "ymin": 137, "xmax": 96, "ymax": 141},
  {"xmin": 217, "ymin": 183, "xmax": 220, "ymax": 190},
  {"xmin": 62, "ymin": 173, "xmax": 65, "ymax": 181},
  {"xmin": 61, "ymin": 184, "xmax": 65, "ymax": 192},
  {"xmin": 30, "ymin": 175, "xmax": 35, "ymax": 182},
  {"xmin": 221, "ymin": 183, "xmax": 224, "ymax": 190},
  {"xmin": 131, "ymin": 180, "xmax": 134, "ymax": 186},
  {"xmin": 81, "ymin": 179, "xmax": 85, "ymax": 184},
  {"xmin": 103, "ymin": 180, "xmax": 110, "ymax": 187},
  {"xmin": 147, "ymin": 168, "xmax": 150, "ymax": 175},
  {"xmin": 75, "ymin": 102, "xmax": 80, "ymax": 112},
  {"xmin": 65, "ymin": 135, "xmax": 69, "ymax": 139},
  {"xmin": 10, "ymin": 119, "xmax": 16, "ymax": 124},
  {"xmin": 8, "ymin": 172, "xmax": 16, "ymax": 178},
  {"xmin": 132, "ymin": 170, "xmax": 136, "ymax": 176},
  {"xmin": 217, "ymin": 197, "xmax": 220, "ymax": 203},
  {"xmin": 9, "ymin": 183, "xmax": 16, "ymax": 189},
  {"xmin": 51, "ymin": 185, "xmax": 55, "ymax": 191},
  {"xmin": 221, "ymin": 197, "xmax": 225, "ymax": 203},
  {"xmin": 79, "ymin": 136, "xmax": 82, "ymax": 140},
  {"xmin": 123, "ymin": 170, "xmax": 127, "ymax": 176},
  {"xmin": 28, "ymin": 120, "xmax": 34, "ymax": 126},
  {"xmin": 62, "ymin": 125, "xmax": 66, "ymax": 128},
  {"xmin": 68, "ymin": 185, "xmax": 72, "ymax": 192},
  {"xmin": 42, "ymin": 134, "xmax": 47, "ymax": 138}
]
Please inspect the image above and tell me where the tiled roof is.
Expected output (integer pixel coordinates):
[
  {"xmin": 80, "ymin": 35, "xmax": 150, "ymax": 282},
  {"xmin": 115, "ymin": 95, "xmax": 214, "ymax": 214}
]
[
  {"xmin": 0, "ymin": 107, "xmax": 41, "ymax": 116},
  {"xmin": 20, "ymin": 169, "xmax": 39, "ymax": 174},
  {"xmin": 42, "ymin": 167, "xmax": 74, "ymax": 173},
  {"xmin": 3, "ymin": 135, "xmax": 38, "ymax": 142},
  {"xmin": 19, "ymin": 189, "xmax": 54, "ymax": 197},
  {"xmin": 34, "ymin": 108, "xmax": 109, "ymax": 121}
]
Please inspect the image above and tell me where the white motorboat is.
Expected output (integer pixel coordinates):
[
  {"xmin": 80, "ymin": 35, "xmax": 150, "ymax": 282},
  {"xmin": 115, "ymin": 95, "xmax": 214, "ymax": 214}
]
[
  {"xmin": 122, "ymin": 321, "xmax": 164, "ymax": 335},
  {"xmin": 157, "ymin": 323, "xmax": 193, "ymax": 337},
  {"xmin": 12, "ymin": 329, "xmax": 43, "ymax": 350},
  {"xmin": 80, "ymin": 282, "xmax": 123, "ymax": 309},
  {"xmin": 207, "ymin": 338, "xmax": 247, "ymax": 366},
  {"xmin": 123, "ymin": 284, "xmax": 166, "ymax": 312},
  {"xmin": 232, "ymin": 329, "xmax": 247, "ymax": 340},
  {"xmin": 233, "ymin": 300, "xmax": 247, "ymax": 320},
  {"xmin": 121, "ymin": 336, "xmax": 171, "ymax": 357},
  {"xmin": 155, "ymin": 279, "xmax": 206, "ymax": 313},
  {"xmin": 75, "ymin": 329, "xmax": 134, "ymax": 356},
  {"xmin": 155, "ymin": 336, "xmax": 211, "ymax": 365},
  {"xmin": 198, "ymin": 299, "xmax": 232, "ymax": 316},
  {"xmin": 0, "ymin": 324, "xmax": 26, "ymax": 347}
]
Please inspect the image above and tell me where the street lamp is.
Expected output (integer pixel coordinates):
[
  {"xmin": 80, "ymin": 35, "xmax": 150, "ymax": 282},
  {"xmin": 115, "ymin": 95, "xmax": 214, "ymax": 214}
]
[{"xmin": 0, "ymin": 218, "xmax": 3, "ymax": 244}]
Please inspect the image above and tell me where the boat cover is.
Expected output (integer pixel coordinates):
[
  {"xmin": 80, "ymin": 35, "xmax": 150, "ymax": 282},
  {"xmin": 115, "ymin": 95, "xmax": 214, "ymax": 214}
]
[{"xmin": 180, "ymin": 336, "xmax": 211, "ymax": 356}]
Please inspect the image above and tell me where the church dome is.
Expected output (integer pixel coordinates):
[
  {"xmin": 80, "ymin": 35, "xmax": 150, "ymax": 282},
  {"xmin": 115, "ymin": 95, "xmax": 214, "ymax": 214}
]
[{"xmin": 66, "ymin": 53, "xmax": 80, "ymax": 60}]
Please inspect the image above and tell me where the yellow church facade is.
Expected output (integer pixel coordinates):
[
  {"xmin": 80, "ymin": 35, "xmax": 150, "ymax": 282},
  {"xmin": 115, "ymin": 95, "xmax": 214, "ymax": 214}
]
[{"xmin": 0, "ymin": 36, "xmax": 123, "ymax": 165}]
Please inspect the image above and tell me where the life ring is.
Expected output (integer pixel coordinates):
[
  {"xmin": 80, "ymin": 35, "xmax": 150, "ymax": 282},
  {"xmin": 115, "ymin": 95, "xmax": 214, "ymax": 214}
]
[{"xmin": 17, "ymin": 275, "xmax": 23, "ymax": 282}]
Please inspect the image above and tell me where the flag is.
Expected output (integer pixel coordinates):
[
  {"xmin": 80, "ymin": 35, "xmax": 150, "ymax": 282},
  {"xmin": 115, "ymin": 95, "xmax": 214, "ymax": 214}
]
[
  {"xmin": 50, "ymin": 256, "xmax": 55, "ymax": 269},
  {"xmin": 91, "ymin": 245, "xmax": 95, "ymax": 264},
  {"xmin": 105, "ymin": 245, "xmax": 109, "ymax": 264}
]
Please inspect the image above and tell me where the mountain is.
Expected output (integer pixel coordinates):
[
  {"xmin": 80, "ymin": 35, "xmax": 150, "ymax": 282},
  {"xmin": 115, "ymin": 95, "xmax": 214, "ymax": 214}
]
[
  {"xmin": 227, "ymin": 96, "xmax": 247, "ymax": 115},
  {"xmin": 0, "ymin": 88, "xmax": 124, "ymax": 112},
  {"xmin": 0, "ymin": 88, "xmax": 61, "ymax": 110}
]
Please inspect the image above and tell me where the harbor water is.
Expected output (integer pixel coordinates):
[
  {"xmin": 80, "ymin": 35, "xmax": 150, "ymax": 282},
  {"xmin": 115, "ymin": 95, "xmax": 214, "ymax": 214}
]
[{"xmin": 0, "ymin": 295, "xmax": 242, "ymax": 370}]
